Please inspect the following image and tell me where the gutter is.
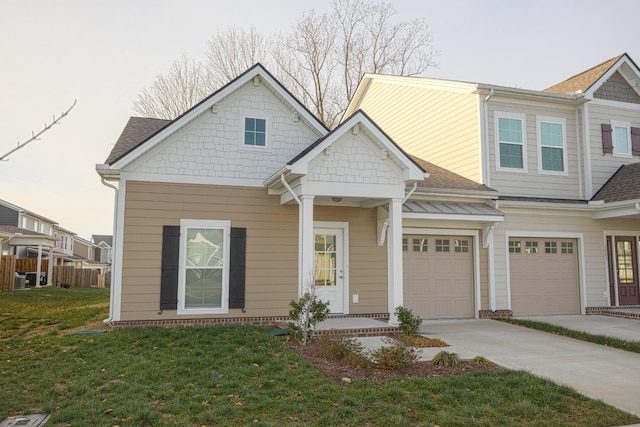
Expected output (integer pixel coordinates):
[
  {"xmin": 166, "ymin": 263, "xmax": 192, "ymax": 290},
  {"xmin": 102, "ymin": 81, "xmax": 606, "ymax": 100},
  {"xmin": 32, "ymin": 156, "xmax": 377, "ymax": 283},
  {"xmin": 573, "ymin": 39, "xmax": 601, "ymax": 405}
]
[{"xmin": 99, "ymin": 176, "xmax": 118, "ymax": 324}]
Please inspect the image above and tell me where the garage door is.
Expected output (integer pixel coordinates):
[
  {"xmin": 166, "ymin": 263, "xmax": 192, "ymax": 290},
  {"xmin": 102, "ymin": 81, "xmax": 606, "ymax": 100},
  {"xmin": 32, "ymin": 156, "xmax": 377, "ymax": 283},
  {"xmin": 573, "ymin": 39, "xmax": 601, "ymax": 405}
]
[
  {"xmin": 403, "ymin": 235, "xmax": 474, "ymax": 319},
  {"xmin": 509, "ymin": 238, "xmax": 579, "ymax": 316}
]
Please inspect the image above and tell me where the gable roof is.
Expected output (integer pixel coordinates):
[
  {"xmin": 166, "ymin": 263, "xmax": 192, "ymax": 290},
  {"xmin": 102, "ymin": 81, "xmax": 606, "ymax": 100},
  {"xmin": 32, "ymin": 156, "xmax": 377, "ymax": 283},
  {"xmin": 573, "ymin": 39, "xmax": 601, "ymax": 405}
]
[
  {"xmin": 409, "ymin": 156, "xmax": 497, "ymax": 194},
  {"xmin": 92, "ymin": 234, "xmax": 113, "ymax": 246},
  {"xmin": 105, "ymin": 117, "xmax": 171, "ymax": 164},
  {"xmin": 543, "ymin": 53, "xmax": 633, "ymax": 95},
  {"xmin": 102, "ymin": 63, "xmax": 328, "ymax": 168},
  {"xmin": 591, "ymin": 163, "xmax": 640, "ymax": 203}
]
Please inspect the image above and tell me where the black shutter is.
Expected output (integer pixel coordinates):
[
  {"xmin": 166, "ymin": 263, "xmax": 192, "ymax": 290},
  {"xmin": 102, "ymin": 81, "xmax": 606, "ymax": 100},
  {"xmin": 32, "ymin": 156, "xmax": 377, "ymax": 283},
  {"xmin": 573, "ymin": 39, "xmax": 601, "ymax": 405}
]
[
  {"xmin": 631, "ymin": 127, "xmax": 640, "ymax": 156},
  {"xmin": 229, "ymin": 227, "xmax": 246, "ymax": 310},
  {"xmin": 160, "ymin": 225, "xmax": 180, "ymax": 310},
  {"xmin": 601, "ymin": 123, "xmax": 613, "ymax": 154}
]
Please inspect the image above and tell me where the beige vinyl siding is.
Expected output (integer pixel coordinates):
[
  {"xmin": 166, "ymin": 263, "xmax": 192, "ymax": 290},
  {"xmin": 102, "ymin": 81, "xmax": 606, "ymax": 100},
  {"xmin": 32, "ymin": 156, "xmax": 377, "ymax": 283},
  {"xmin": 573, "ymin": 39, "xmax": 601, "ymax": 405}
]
[
  {"xmin": 588, "ymin": 103, "xmax": 640, "ymax": 194},
  {"xmin": 488, "ymin": 100, "xmax": 581, "ymax": 199},
  {"xmin": 74, "ymin": 241, "xmax": 89, "ymax": 259},
  {"xmin": 314, "ymin": 205, "xmax": 388, "ymax": 314},
  {"xmin": 492, "ymin": 207, "xmax": 640, "ymax": 310},
  {"xmin": 356, "ymin": 80, "xmax": 482, "ymax": 182},
  {"xmin": 119, "ymin": 181, "xmax": 388, "ymax": 321}
]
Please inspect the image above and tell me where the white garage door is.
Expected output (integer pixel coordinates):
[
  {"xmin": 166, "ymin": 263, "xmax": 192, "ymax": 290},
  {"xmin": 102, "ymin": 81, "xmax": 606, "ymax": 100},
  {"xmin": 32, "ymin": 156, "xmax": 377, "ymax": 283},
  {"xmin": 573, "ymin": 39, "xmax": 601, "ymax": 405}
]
[
  {"xmin": 509, "ymin": 238, "xmax": 579, "ymax": 316},
  {"xmin": 403, "ymin": 235, "xmax": 474, "ymax": 319}
]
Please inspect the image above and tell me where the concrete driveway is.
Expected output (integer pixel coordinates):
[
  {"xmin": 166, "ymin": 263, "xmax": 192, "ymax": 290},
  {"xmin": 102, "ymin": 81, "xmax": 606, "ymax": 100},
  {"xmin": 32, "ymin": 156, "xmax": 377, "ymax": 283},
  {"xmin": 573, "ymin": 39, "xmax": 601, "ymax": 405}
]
[{"xmin": 420, "ymin": 317, "xmax": 640, "ymax": 418}]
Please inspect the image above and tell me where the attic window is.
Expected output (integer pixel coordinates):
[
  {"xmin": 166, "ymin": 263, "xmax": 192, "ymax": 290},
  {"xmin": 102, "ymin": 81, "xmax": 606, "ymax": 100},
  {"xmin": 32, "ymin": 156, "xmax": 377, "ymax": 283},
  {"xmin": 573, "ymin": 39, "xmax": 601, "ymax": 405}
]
[{"xmin": 244, "ymin": 117, "xmax": 266, "ymax": 147}]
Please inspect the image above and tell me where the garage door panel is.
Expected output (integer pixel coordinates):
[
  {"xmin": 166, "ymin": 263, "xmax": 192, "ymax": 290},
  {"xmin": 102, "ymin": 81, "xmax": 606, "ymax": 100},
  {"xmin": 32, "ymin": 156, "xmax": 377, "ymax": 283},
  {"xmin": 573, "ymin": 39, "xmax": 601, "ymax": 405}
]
[{"xmin": 403, "ymin": 235, "xmax": 474, "ymax": 319}]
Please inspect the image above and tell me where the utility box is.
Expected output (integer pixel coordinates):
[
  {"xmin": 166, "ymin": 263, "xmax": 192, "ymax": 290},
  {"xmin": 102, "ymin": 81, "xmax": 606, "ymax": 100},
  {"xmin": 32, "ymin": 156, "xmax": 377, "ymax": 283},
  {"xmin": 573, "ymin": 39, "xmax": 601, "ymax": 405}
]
[{"xmin": 0, "ymin": 414, "xmax": 50, "ymax": 426}]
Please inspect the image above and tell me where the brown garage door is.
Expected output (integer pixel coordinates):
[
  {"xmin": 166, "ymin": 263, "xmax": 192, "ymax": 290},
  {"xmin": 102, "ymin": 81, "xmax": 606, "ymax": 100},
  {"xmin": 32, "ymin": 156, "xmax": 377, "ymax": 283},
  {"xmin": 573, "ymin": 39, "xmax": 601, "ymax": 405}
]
[
  {"xmin": 403, "ymin": 235, "xmax": 474, "ymax": 319},
  {"xmin": 509, "ymin": 238, "xmax": 579, "ymax": 316}
]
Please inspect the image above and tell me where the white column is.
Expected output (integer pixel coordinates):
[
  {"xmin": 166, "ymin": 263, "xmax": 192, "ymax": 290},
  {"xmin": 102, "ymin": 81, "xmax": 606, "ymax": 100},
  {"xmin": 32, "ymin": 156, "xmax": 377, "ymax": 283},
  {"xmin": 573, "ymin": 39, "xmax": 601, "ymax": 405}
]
[
  {"xmin": 299, "ymin": 195, "xmax": 315, "ymax": 295},
  {"xmin": 47, "ymin": 250, "xmax": 54, "ymax": 286},
  {"xmin": 387, "ymin": 198, "xmax": 403, "ymax": 325},
  {"xmin": 36, "ymin": 244, "xmax": 43, "ymax": 288}
]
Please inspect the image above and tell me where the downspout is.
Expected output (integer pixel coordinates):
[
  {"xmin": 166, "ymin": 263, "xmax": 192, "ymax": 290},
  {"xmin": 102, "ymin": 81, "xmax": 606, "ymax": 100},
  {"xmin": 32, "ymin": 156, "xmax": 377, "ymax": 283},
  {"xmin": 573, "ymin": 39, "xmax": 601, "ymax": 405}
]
[
  {"xmin": 482, "ymin": 88, "xmax": 494, "ymax": 187},
  {"xmin": 100, "ymin": 176, "xmax": 118, "ymax": 324}
]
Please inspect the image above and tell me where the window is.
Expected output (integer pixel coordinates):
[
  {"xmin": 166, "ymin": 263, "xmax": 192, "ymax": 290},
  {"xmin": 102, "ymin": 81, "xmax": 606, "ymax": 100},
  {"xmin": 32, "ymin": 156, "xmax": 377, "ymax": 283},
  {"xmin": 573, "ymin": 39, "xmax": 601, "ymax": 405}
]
[
  {"xmin": 435, "ymin": 239, "xmax": 450, "ymax": 252},
  {"xmin": 496, "ymin": 112, "xmax": 526, "ymax": 171},
  {"xmin": 612, "ymin": 120, "xmax": 631, "ymax": 157},
  {"xmin": 525, "ymin": 241, "xmax": 538, "ymax": 254},
  {"xmin": 412, "ymin": 238, "xmax": 427, "ymax": 252},
  {"xmin": 402, "ymin": 238, "xmax": 408, "ymax": 252},
  {"xmin": 537, "ymin": 117, "xmax": 567, "ymax": 174},
  {"xmin": 545, "ymin": 241, "xmax": 557, "ymax": 254},
  {"xmin": 244, "ymin": 117, "xmax": 266, "ymax": 147},
  {"xmin": 454, "ymin": 239, "xmax": 469, "ymax": 253},
  {"xmin": 509, "ymin": 240, "xmax": 521, "ymax": 254},
  {"xmin": 178, "ymin": 219, "xmax": 230, "ymax": 314},
  {"xmin": 561, "ymin": 242, "xmax": 574, "ymax": 254}
]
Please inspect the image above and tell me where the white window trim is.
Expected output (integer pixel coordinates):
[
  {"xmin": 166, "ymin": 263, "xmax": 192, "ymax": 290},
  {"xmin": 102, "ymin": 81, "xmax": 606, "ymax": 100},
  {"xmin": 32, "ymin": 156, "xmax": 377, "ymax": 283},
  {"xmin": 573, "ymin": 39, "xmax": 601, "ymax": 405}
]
[
  {"xmin": 536, "ymin": 116, "xmax": 568, "ymax": 176},
  {"xmin": 241, "ymin": 115, "xmax": 269, "ymax": 150},
  {"xmin": 611, "ymin": 120, "xmax": 632, "ymax": 158},
  {"xmin": 177, "ymin": 219, "xmax": 231, "ymax": 315},
  {"xmin": 495, "ymin": 111, "xmax": 528, "ymax": 173}
]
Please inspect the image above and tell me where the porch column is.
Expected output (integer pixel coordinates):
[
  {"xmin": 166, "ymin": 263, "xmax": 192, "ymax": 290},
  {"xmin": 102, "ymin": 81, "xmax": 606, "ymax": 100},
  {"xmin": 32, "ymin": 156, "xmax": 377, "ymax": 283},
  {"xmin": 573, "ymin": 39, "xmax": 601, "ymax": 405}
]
[
  {"xmin": 299, "ymin": 195, "xmax": 315, "ymax": 294},
  {"xmin": 47, "ymin": 250, "xmax": 54, "ymax": 286},
  {"xmin": 387, "ymin": 198, "xmax": 403, "ymax": 325},
  {"xmin": 36, "ymin": 244, "xmax": 43, "ymax": 288}
]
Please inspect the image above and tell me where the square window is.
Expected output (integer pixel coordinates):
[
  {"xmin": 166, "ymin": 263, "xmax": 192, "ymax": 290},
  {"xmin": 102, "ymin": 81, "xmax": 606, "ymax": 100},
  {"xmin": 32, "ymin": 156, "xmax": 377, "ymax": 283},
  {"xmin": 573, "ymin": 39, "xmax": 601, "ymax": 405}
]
[
  {"xmin": 545, "ymin": 241, "xmax": 557, "ymax": 254},
  {"xmin": 412, "ymin": 238, "xmax": 427, "ymax": 252},
  {"xmin": 244, "ymin": 117, "xmax": 266, "ymax": 147},
  {"xmin": 454, "ymin": 239, "xmax": 469, "ymax": 253},
  {"xmin": 436, "ymin": 239, "xmax": 450, "ymax": 252},
  {"xmin": 561, "ymin": 242, "xmax": 574, "ymax": 254},
  {"xmin": 496, "ymin": 114, "xmax": 526, "ymax": 170},
  {"xmin": 525, "ymin": 241, "xmax": 538, "ymax": 254},
  {"xmin": 509, "ymin": 240, "xmax": 521, "ymax": 254}
]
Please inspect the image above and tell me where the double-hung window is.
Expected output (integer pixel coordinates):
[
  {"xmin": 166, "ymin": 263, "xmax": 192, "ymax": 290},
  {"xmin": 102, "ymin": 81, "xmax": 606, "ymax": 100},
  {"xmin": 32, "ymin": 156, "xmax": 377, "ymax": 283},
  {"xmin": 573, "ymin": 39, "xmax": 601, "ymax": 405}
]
[
  {"xmin": 496, "ymin": 112, "xmax": 526, "ymax": 172},
  {"xmin": 244, "ymin": 117, "xmax": 266, "ymax": 147},
  {"xmin": 178, "ymin": 219, "xmax": 230, "ymax": 315},
  {"xmin": 611, "ymin": 120, "xmax": 631, "ymax": 157},
  {"xmin": 537, "ymin": 117, "xmax": 567, "ymax": 175}
]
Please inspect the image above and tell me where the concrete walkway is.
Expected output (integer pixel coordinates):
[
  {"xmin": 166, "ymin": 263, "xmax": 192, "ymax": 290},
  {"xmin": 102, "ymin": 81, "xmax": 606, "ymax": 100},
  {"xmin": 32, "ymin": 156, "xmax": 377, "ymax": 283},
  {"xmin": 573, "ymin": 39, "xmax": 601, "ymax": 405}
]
[
  {"xmin": 419, "ymin": 318, "xmax": 640, "ymax": 418},
  {"xmin": 516, "ymin": 314, "xmax": 640, "ymax": 342}
]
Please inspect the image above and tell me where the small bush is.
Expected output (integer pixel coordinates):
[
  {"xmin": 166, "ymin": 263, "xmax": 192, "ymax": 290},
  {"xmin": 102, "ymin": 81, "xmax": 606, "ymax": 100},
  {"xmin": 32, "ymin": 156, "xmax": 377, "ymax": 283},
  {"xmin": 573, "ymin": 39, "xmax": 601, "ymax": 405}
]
[
  {"xmin": 472, "ymin": 355, "xmax": 493, "ymax": 366},
  {"xmin": 394, "ymin": 306, "xmax": 422, "ymax": 336},
  {"xmin": 318, "ymin": 334, "xmax": 363, "ymax": 360},
  {"xmin": 399, "ymin": 335, "xmax": 448, "ymax": 348},
  {"xmin": 289, "ymin": 286, "xmax": 330, "ymax": 345},
  {"xmin": 431, "ymin": 350, "xmax": 461, "ymax": 367},
  {"xmin": 369, "ymin": 337, "xmax": 419, "ymax": 369}
]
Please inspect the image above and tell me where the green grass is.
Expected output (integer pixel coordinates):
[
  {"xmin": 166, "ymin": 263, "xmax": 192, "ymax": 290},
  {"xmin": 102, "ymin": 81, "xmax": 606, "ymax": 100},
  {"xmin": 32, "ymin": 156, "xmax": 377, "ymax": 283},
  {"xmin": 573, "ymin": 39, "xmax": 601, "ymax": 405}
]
[
  {"xmin": 500, "ymin": 318, "xmax": 640, "ymax": 354},
  {"xmin": 1, "ymin": 288, "xmax": 639, "ymax": 426}
]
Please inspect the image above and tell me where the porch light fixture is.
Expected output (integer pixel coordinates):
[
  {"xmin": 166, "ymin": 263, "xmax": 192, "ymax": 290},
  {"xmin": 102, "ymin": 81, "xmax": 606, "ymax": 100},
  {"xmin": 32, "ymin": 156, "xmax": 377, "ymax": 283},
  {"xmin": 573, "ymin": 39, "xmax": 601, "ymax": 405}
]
[{"xmin": 331, "ymin": 197, "xmax": 343, "ymax": 203}]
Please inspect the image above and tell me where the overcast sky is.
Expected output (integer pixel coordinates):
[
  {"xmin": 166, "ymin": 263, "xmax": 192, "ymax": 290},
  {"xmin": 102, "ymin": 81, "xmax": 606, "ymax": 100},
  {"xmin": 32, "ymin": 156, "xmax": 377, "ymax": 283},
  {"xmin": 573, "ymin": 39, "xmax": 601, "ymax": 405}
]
[{"xmin": 1, "ymin": 0, "xmax": 638, "ymax": 239}]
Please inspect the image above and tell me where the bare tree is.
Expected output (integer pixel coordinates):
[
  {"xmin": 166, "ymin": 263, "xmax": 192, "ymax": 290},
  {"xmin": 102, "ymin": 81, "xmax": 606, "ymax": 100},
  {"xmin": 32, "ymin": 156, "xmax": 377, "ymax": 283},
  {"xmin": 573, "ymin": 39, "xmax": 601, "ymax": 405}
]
[
  {"xmin": 133, "ymin": 54, "xmax": 215, "ymax": 119},
  {"xmin": 1, "ymin": 100, "xmax": 77, "ymax": 162},
  {"xmin": 133, "ymin": 0, "xmax": 439, "ymax": 127}
]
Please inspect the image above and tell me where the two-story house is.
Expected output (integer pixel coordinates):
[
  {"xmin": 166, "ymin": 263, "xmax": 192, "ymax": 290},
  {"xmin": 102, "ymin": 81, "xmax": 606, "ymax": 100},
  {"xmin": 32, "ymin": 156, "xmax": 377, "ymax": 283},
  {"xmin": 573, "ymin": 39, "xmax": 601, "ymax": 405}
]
[{"xmin": 346, "ymin": 53, "xmax": 640, "ymax": 317}]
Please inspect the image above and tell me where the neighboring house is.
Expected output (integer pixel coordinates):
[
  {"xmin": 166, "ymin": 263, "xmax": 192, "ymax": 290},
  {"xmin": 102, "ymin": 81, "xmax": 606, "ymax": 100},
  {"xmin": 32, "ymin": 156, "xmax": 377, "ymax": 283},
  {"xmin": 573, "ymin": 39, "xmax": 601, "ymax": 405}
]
[
  {"xmin": 52, "ymin": 225, "xmax": 76, "ymax": 265},
  {"xmin": 73, "ymin": 236, "xmax": 109, "ymax": 273},
  {"xmin": 346, "ymin": 53, "xmax": 640, "ymax": 316},
  {"xmin": 0, "ymin": 198, "xmax": 57, "ymax": 258},
  {"xmin": 92, "ymin": 234, "xmax": 113, "ymax": 268},
  {"xmin": 98, "ymin": 64, "xmax": 507, "ymax": 326}
]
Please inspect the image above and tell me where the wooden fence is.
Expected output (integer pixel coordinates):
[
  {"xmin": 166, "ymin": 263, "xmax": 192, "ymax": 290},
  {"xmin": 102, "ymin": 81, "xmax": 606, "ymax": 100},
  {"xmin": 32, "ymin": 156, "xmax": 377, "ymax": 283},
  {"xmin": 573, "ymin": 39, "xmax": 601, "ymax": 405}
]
[
  {"xmin": 0, "ymin": 255, "xmax": 16, "ymax": 291},
  {"xmin": 0, "ymin": 255, "xmax": 108, "ymax": 290}
]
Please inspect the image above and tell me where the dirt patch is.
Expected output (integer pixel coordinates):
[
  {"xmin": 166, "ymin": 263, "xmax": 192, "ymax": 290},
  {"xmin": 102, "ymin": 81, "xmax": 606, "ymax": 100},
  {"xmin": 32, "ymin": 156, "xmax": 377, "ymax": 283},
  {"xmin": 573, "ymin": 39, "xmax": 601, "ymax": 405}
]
[{"xmin": 287, "ymin": 339, "xmax": 503, "ymax": 382}]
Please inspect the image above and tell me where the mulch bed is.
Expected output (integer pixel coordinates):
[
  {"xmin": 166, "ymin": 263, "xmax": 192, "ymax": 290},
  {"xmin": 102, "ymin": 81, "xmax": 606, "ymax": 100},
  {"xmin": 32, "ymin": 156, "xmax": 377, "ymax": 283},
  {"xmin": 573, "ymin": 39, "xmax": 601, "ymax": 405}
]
[{"xmin": 287, "ymin": 339, "xmax": 504, "ymax": 382}]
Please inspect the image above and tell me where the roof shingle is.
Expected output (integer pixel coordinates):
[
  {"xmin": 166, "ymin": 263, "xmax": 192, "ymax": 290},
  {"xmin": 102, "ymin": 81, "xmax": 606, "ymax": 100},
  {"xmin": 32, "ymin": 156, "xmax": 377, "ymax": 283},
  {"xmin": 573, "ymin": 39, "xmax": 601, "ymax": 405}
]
[
  {"xmin": 410, "ymin": 156, "xmax": 496, "ymax": 193},
  {"xmin": 105, "ymin": 117, "xmax": 172, "ymax": 165},
  {"xmin": 592, "ymin": 163, "xmax": 640, "ymax": 203},
  {"xmin": 544, "ymin": 54, "xmax": 624, "ymax": 95}
]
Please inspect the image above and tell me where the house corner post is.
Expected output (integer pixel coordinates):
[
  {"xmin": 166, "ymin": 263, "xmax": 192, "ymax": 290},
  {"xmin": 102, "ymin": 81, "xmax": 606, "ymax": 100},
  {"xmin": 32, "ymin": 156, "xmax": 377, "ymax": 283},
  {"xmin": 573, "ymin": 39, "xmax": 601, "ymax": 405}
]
[
  {"xmin": 299, "ymin": 195, "xmax": 315, "ymax": 295},
  {"xmin": 387, "ymin": 198, "xmax": 403, "ymax": 325},
  {"xmin": 47, "ymin": 250, "xmax": 54, "ymax": 286}
]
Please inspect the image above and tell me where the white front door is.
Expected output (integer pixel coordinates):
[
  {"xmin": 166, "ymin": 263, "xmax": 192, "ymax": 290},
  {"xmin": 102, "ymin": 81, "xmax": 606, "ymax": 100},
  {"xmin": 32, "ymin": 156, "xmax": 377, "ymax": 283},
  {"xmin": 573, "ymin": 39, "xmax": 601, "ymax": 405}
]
[{"xmin": 314, "ymin": 228, "xmax": 344, "ymax": 313}]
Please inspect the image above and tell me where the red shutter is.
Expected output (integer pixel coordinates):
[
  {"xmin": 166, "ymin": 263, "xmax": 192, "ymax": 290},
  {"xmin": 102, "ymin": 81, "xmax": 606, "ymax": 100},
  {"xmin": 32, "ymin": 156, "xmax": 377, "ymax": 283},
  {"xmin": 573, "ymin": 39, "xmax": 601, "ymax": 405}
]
[
  {"xmin": 601, "ymin": 124, "xmax": 613, "ymax": 154},
  {"xmin": 631, "ymin": 127, "xmax": 640, "ymax": 156}
]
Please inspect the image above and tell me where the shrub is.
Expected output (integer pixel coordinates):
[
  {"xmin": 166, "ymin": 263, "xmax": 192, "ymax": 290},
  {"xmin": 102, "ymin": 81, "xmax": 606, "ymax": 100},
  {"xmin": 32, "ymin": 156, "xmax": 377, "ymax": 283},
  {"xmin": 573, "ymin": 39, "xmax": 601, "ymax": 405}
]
[
  {"xmin": 318, "ymin": 334, "xmax": 371, "ymax": 367},
  {"xmin": 369, "ymin": 337, "xmax": 419, "ymax": 369},
  {"xmin": 472, "ymin": 355, "xmax": 493, "ymax": 366},
  {"xmin": 399, "ymin": 335, "xmax": 448, "ymax": 348},
  {"xmin": 431, "ymin": 350, "xmax": 461, "ymax": 368},
  {"xmin": 394, "ymin": 306, "xmax": 422, "ymax": 336},
  {"xmin": 288, "ymin": 285, "xmax": 330, "ymax": 345}
]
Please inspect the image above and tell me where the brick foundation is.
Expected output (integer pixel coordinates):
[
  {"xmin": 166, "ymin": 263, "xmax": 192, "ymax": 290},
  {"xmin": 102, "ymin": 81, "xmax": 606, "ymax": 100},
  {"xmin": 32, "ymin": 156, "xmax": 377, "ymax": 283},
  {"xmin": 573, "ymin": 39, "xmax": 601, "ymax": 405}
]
[{"xmin": 478, "ymin": 309, "xmax": 513, "ymax": 319}]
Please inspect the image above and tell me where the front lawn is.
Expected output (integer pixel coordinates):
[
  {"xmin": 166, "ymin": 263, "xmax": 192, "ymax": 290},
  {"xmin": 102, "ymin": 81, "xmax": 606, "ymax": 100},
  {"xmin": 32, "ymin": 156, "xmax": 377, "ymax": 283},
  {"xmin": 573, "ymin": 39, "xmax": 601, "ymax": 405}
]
[{"xmin": 1, "ymin": 287, "xmax": 638, "ymax": 426}]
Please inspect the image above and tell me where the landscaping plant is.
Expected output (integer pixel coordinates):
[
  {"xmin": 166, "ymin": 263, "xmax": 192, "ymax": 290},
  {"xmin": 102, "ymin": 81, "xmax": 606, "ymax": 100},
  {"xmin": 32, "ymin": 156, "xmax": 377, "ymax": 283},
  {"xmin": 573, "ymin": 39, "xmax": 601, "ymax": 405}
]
[
  {"xmin": 394, "ymin": 305, "xmax": 422, "ymax": 336},
  {"xmin": 288, "ymin": 283, "xmax": 330, "ymax": 345}
]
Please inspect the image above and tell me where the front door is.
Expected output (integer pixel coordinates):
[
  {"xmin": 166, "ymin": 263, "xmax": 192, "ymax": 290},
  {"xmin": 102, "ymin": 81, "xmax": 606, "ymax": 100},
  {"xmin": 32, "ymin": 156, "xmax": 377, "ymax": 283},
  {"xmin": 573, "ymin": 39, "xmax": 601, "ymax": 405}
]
[
  {"xmin": 314, "ymin": 228, "xmax": 344, "ymax": 313},
  {"xmin": 615, "ymin": 236, "xmax": 640, "ymax": 305}
]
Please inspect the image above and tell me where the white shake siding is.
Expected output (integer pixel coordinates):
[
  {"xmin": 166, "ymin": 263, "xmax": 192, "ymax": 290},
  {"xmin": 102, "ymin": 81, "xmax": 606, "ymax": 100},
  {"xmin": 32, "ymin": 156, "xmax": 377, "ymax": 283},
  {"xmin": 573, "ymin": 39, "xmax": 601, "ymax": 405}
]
[
  {"xmin": 588, "ymin": 103, "xmax": 640, "ymax": 194},
  {"xmin": 487, "ymin": 101, "xmax": 581, "ymax": 199},
  {"xmin": 356, "ymin": 81, "xmax": 482, "ymax": 182}
]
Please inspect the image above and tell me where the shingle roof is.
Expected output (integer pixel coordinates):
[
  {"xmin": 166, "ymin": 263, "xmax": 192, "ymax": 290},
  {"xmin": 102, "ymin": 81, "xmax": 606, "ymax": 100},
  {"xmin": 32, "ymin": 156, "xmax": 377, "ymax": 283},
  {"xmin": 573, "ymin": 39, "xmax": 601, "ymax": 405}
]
[
  {"xmin": 105, "ymin": 117, "xmax": 172, "ymax": 165},
  {"xmin": 92, "ymin": 234, "xmax": 113, "ymax": 246},
  {"xmin": 544, "ymin": 54, "xmax": 624, "ymax": 94},
  {"xmin": 410, "ymin": 156, "xmax": 496, "ymax": 193},
  {"xmin": 592, "ymin": 163, "xmax": 640, "ymax": 203},
  {"xmin": 0, "ymin": 225, "xmax": 47, "ymax": 236}
]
